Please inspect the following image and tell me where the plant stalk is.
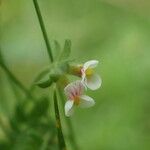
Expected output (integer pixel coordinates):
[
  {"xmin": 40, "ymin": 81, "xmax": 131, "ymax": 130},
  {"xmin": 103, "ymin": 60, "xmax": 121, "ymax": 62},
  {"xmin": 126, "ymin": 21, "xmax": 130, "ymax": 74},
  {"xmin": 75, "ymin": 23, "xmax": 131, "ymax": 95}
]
[
  {"xmin": 32, "ymin": 1, "xmax": 68, "ymax": 149},
  {"xmin": 32, "ymin": 0, "xmax": 53, "ymax": 62},
  {"xmin": 0, "ymin": 51, "xmax": 33, "ymax": 99},
  {"xmin": 54, "ymin": 89, "xmax": 66, "ymax": 150}
]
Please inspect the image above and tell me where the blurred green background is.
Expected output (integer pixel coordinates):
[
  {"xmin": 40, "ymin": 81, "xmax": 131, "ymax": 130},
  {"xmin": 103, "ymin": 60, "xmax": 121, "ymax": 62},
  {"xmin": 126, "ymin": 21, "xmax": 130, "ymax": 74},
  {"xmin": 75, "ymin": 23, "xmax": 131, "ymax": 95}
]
[{"xmin": 0, "ymin": 0, "xmax": 150, "ymax": 150}]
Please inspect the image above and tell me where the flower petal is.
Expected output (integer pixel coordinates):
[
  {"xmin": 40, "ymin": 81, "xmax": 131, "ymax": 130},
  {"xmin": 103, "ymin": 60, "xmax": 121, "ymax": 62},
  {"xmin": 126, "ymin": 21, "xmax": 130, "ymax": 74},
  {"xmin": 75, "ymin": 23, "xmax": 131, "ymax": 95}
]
[
  {"xmin": 79, "ymin": 95, "xmax": 95, "ymax": 108},
  {"xmin": 64, "ymin": 80, "xmax": 85, "ymax": 99},
  {"xmin": 65, "ymin": 100, "xmax": 74, "ymax": 117},
  {"xmin": 83, "ymin": 60, "xmax": 99, "ymax": 71},
  {"xmin": 64, "ymin": 82, "xmax": 74, "ymax": 96},
  {"xmin": 85, "ymin": 74, "xmax": 102, "ymax": 90}
]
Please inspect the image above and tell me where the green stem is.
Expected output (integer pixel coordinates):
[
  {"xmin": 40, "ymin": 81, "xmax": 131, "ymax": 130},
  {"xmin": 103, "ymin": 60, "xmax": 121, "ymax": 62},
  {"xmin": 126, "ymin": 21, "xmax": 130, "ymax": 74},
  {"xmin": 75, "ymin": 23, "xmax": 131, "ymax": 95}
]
[
  {"xmin": 32, "ymin": 1, "xmax": 67, "ymax": 149},
  {"xmin": 0, "ymin": 52, "xmax": 23, "ymax": 100},
  {"xmin": 32, "ymin": 0, "xmax": 53, "ymax": 62},
  {"xmin": 53, "ymin": 89, "xmax": 66, "ymax": 150},
  {"xmin": 0, "ymin": 62, "xmax": 33, "ymax": 99},
  {"xmin": 0, "ymin": 116, "xmax": 10, "ymax": 139},
  {"xmin": 58, "ymin": 87, "xmax": 79, "ymax": 150}
]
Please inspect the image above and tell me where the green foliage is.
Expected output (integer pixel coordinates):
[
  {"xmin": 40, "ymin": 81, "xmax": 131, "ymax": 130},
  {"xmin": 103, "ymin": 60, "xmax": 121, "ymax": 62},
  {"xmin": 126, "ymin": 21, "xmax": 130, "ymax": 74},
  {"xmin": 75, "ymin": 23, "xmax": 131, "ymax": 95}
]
[
  {"xmin": 33, "ymin": 67, "xmax": 53, "ymax": 88},
  {"xmin": 36, "ymin": 78, "xmax": 53, "ymax": 88},
  {"xmin": 29, "ymin": 97, "xmax": 49, "ymax": 119},
  {"xmin": 34, "ymin": 56, "xmax": 71, "ymax": 89},
  {"xmin": 0, "ymin": 96, "xmax": 57, "ymax": 150},
  {"xmin": 33, "ymin": 37, "xmax": 72, "ymax": 88},
  {"xmin": 11, "ymin": 131, "xmax": 43, "ymax": 150},
  {"xmin": 1, "ymin": 0, "xmax": 150, "ymax": 150}
]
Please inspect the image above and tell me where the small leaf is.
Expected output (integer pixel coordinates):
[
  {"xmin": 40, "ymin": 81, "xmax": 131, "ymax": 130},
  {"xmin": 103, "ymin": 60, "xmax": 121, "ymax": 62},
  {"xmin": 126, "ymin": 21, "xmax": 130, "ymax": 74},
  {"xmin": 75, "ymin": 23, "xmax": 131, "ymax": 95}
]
[
  {"xmin": 50, "ymin": 73, "xmax": 60, "ymax": 82},
  {"xmin": 52, "ymin": 40, "xmax": 61, "ymax": 60},
  {"xmin": 36, "ymin": 78, "xmax": 53, "ymax": 88},
  {"xmin": 34, "ymin": 67, "xmax": 50, "ymax": 82},
  {"xmin": 59, "ymin": 39, "xmax": 71, "ymax": 60},
  {"xmin": 33, "ymin": 67, "xmax": 53, "ymax": 88}
]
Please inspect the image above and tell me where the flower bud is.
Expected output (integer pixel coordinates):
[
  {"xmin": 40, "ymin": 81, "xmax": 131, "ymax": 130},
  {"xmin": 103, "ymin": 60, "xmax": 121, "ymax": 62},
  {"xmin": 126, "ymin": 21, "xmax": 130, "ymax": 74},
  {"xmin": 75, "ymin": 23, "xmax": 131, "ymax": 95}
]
[{"xmin": 68, "ymin": 65, "xmax": 83, "ymax": 77}]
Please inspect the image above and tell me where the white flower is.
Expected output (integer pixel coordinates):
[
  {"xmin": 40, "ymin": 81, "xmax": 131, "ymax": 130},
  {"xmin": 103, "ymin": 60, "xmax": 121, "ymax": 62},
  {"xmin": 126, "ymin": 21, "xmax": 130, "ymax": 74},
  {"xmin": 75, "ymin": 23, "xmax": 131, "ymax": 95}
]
[
  {"xmin": 64, "ymin": 80, "xmax": 95, "ymax": 117},
  {"xmin": 81, "ymin": 60, "xmax": 102, "ymax": 90}
]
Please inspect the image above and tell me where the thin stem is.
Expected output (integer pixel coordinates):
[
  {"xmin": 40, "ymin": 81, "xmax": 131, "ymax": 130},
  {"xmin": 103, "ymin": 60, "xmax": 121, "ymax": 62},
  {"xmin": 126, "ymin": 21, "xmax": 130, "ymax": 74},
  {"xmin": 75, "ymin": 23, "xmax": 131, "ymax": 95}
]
[
  {"xmin": 32, "ymin": 0, "xmax": 53, "ymax": 62},
  {"xmin": 58, "ymin": 87, "xmax": 79, "ymax": 150},
  {"xmin": 0, "ymin": 62, "xmax": 33, "ymax": 99},
  {"xmin": 32, "ymin": 1, "xmax": 67, "ymax": 149},
  {"xmin": 53, "ymin": 89, "xmax": 66, "ymax": 150},
  {"xmin": 0, "ymin": 116, "xmax": 10, "ymax": 139},
  {"xmin": 1, "ymin": 54, "xmax": 22, "ymax": 100}
]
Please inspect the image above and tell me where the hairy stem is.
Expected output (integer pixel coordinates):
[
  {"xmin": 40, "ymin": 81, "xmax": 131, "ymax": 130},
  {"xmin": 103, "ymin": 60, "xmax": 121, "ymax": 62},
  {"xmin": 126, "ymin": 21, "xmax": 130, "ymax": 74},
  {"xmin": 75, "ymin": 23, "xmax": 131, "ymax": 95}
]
[
  {"xmin": 54, "ymin": 89, "xmax": 66, "ymax": 150},
  {"xmin": 32, "ymin": 0, "xmax": 53, "ymax": 62}
]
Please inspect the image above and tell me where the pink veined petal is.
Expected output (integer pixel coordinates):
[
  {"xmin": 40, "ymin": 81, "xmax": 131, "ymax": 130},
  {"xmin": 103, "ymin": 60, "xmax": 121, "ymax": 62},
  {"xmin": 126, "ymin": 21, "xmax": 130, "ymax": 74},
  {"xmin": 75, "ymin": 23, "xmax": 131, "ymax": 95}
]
[
  {"xmin": 64, "ymin": 83, "xmax": 73, "ymax": 96},
  {"xmin": 85, "ymin": 74, "xmax": 102, "ymax": 90},
  {"xmin": 79, "ymin": 95, "xmax": 95, "ymax": 108},
  {"xmin": 65, "ymin": 100, "xmax": 74, "ymax": 117},
  {"xmin": 64, "ymin": 80, "xmax": 85, "ymax": 99},
  {"xmin": 64, "ymin": 82, "xmax": 76, "ymax": 99},
  {"xmin": 83, "ymin": 60, "xmax": 99, "ymax": 71},
  {"xmin": 75, "ymin": 80, "xmax": 84, "ymax": 95}
]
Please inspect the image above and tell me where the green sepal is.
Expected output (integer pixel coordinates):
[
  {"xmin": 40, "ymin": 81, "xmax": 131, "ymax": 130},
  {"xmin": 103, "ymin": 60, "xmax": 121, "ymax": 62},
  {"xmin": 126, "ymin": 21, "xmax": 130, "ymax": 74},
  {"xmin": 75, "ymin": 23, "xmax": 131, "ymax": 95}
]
[
  {"xmin": 59, "ymin": 39, "xmax": 71, "ymax": 60},
  {"xmin": 34, "ymin": 67, "xmax": 62, "ymax": 88},
  {"xmin": 50, "ymin": 73, "xmax": 61, "ymax": 82},
  {"xmin": 52, "ymin": 40, "xmax": 61, "ymax": 60}
]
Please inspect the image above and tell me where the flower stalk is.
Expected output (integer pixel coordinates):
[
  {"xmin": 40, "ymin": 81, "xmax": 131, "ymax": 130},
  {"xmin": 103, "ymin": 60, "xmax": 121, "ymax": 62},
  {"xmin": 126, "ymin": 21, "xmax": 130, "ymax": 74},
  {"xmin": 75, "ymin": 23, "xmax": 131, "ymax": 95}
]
[{"xmin": 54, "ymin": 89, "xmax": 66, "ymax": 150}]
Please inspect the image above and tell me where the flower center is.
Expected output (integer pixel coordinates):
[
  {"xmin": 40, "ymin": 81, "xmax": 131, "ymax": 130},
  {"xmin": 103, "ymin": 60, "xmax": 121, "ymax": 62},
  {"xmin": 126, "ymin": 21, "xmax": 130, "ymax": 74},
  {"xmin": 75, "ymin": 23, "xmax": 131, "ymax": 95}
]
[
  {"xmin": 74, "ymin": 96, "xmax": 80, "ymax": 106},
  {"xmin": 85, "ymin": 68, "xmax": 94, "ymax": 76}
]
